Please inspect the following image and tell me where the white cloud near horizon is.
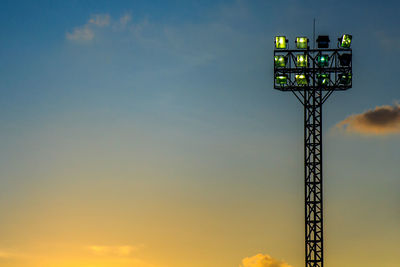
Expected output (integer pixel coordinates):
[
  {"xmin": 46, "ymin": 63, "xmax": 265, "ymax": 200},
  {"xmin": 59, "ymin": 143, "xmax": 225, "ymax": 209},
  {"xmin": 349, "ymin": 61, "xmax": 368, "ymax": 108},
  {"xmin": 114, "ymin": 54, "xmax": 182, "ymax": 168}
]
[
  {"xmin": 0, "ymin": 249, "xmax": 26, "ymax": 259},
  {"xmin": 0, "ymin": 250, "xmax": 14, "ymax": 259},
  {"xmin": 87, "ymin": 245, "xmax": 142, "ymax": 257},
  {"xmin": 240, "ymin": 253, "xmax": 293, "ymax": 267}
]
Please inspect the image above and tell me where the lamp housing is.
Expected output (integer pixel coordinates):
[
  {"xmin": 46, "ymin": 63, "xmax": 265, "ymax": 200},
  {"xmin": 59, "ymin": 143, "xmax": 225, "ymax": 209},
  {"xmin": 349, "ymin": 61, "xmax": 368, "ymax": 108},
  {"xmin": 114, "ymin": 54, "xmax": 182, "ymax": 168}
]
[
  {"xmin": 339, "ymin": 54, "xmax": 352, "ymax": 66},
  {"xmin": 317, "ymin": 55, "xmax": 329, "ymax": 67},
  {"xmin": 295, "ymin": 74, "xmax": 308, "ymax": 85},
  {"xmin": 296, "ymin": 37, "xmax": 308, "ymax": 49},
  {"xmin": 275, "ymin": 36, "xmax": 287, "ymax": 49},
  {"xmin": 297, "ymin": 55, "xmax": 308, "ymax": 67},
  {"xmin": 274, "ymin": 55, "xmax": 288, "ymax": 67},
  {"xmin": 317, "ymin": 73, "xmax": 329, "ymax": 86},
  {"xmin": 316, "ymin": 35, "xmax": 330, "ymax": 48},
  {"xmin": 339, "ymin": 73, "xmax": 352, "ymax": 85},
  {"xmin": 275, "ymin": 75, "xmax": 288, "ymax": 85},
  {"xmin": 339, "ymin": 34, "xmax": 352, "ymax": 48}
]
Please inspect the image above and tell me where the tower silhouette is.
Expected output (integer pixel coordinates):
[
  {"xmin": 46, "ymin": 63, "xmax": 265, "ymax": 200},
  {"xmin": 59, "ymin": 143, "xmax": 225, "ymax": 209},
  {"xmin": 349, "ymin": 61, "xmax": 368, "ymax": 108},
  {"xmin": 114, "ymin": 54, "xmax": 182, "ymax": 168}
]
[{"xmin": 273, "ymin": 34, "xmax": 353, "ymax": 267}]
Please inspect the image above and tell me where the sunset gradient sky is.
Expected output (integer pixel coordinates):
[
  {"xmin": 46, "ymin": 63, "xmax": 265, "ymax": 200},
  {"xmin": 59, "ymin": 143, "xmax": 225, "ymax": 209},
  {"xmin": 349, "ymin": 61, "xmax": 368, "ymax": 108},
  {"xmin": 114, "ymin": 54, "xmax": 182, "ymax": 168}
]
[{"xmin": 0, "ymin": 0, "xmax": 399, "ymax": 267}]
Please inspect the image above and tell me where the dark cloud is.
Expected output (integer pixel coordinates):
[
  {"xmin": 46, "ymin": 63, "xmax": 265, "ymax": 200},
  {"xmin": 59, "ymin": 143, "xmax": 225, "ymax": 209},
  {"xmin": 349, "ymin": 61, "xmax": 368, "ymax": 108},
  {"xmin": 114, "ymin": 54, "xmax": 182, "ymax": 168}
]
[{"xmin": 336, "ymin": 103, "xmax": 400, "ymax": 135}]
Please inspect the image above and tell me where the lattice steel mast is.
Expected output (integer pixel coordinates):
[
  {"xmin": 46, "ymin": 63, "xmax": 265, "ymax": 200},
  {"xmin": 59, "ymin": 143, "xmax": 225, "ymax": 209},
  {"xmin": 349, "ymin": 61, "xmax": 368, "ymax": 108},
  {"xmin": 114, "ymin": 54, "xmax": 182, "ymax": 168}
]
[
  {"xmin": 273, "ymin": 35, "xmax": 353, "ymax": 267},
  {"xmin": 304, "ymin": 89, "xmax": 323, "ymax": 266}
]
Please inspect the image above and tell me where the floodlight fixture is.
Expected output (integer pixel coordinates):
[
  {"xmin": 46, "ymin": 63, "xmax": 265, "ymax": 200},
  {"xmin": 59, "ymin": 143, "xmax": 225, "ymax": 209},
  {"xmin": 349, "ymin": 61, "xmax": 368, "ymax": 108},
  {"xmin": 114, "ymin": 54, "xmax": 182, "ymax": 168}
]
[
  {"xmin": 274, "ymin": 55, "xmax": 287, "ymax": 67},
  {"xmin": 296, "ymin": 37, "xmax": 308, "ymax": 49},
  {"xmin": 316, "ymin": 35, "xmax": 330, "ymax": 48},
  {"xmin": 339, "ymin": 34, "xmax": 352, "ymax": 48},
  {"xmin": 296, "ymin": 55, "xmax": 308, "ymax": 67},
  {"xmin": 275, "ymin": 36, "xmax": 287, "ymax": 49},
  {"xmin": 339, "ymin": 73, "xmax": 352, "ymax": 85},
  {"xmin": 317, "ymin": 73, "xmax": 329, "ymax": 86},
  {"xmin": 295, "ymin": 74, "xmax": 308, "ymax": 85},
  {"xmin": 339, "ymin": 53, "xmax": 352, "ymax": 66},
  {"xmin": 317, "ymin": 54, "xmax": 329, "ymax": 67},
  {"xmin": 275, "ymin": 75, "xmax": 288, "ymax": 85}
]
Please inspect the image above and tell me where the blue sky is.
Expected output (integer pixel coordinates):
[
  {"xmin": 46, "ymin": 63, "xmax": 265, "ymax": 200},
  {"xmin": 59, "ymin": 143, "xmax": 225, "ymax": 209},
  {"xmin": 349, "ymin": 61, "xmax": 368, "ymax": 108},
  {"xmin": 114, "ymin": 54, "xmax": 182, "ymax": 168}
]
[
  {"xmin": 1, "ymin": 0, "xmax": 400, "ymax": 126},
  {"xmin": 0, "ymin": 1, "xmax": 399, "ymax": 267}
]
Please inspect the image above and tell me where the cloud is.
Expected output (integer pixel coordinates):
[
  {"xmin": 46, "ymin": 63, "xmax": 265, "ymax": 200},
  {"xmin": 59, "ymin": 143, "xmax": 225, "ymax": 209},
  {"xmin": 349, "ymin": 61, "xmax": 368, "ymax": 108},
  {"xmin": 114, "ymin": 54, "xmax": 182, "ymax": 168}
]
[
  {"xmin": 66, "ymin": 13, "xmax": 135, "ymax": 42},
  {"xmin": 119, "ymin": 14, "xmax": 132, "ymax": 26},
  {"xmin": 66, "ymin": 25, "xmax": 95, "ymax": 41},
  {"xmin": 0, "ymin": 249, "xmax": 25, "ymax": 259},
  {"xmin": 87, "ymin": 245, "xmax": 141, "ymax": 257},
  {"xmin": 0, "ymin": 250, "xmax": 14, "ymax": 259},
  {"xmin": 375, "ymin": 31, "xmax": 400, "ymax": 51},
  {"xmin": 66, "ymin": 13, "xmax": 111, "ymax": 42},
  {"xmin": 336, "ymin": 103, "xmax": 400, "ymax": 136},
  {"xmin": 240, "ymin": 253, "xmax": 293, "ymax": 267},
  {"xmin": 112, "ymin": 13, "xmax": 133, "ymax": 31},
  {"xmin": 89, "ymin": 14, "xmax": 111, "ymax": 27},
  {"xmin": 63, "ymin": 1, "xmax": 267, "ymax": 76}
]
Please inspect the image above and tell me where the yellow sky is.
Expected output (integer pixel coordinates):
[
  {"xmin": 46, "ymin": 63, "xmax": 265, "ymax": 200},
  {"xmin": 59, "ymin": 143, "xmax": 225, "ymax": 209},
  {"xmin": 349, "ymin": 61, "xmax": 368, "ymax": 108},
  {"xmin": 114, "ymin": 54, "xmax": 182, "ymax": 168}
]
[{"xmin": 0, "ymin": 120, "xmax": 399, "ymax": 267}]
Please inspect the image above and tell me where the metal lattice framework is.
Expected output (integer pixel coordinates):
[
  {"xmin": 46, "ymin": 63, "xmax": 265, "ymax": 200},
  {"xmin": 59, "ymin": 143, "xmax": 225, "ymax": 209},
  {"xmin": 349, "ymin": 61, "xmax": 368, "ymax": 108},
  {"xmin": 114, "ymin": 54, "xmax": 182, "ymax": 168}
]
[{"xmin": 273, "ymin": 44, "xmax": 352, "ymax": 267}]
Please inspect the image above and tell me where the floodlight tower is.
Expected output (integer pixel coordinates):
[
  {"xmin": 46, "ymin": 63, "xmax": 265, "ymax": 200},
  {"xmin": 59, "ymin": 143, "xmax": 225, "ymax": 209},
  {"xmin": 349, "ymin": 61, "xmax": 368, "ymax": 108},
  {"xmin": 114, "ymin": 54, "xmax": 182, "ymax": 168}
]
[{"xmin": 273, "ymin": 34, "xmax": 353, "ymax": 267}]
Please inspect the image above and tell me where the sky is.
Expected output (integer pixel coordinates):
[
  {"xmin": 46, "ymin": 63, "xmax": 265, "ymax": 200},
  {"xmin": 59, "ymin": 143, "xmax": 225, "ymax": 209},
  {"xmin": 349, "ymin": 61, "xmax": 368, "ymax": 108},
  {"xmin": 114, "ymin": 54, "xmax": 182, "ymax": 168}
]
[{"xmin": 0, "ymin": 0, "xmax": 399, "ymax": 267}]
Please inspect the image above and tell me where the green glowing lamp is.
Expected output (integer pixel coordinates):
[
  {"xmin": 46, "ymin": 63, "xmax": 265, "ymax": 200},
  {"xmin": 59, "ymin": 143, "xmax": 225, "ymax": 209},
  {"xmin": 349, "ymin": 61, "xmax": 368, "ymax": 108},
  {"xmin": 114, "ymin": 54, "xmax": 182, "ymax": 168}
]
[
  {"xmin": 275, "ymin": 75, "xmax": 288, "ymax": 85},
  {"xmin": 317, "ymin": 55, "xmax": 329, "ymax": 67},
  {"xmin": 274, "ymin": 55, "xmax": 287, "ymax": 67},
  {"xmin": 296, "ymin": 37, "xmax": 308, "ymax": 49},
  {"xmin": 317, "ymin": 73, "xmax": 329, "ymax": 86},
  {"xmin": 275, "ymin": 36, "xmax": 287, "ymax": 49},
  {"xmin": 297, "ymin": 55, "xmax": 308, "ymax": 67},
  {"xmin": 339, "ymin": 34, "xmax": 352, "ymax": 48},
  {"xmin": 339, "ymin": 73, "xmax": 352, "ymax": 85},
  {"xmin": 295, "ymin": 74, "xmax": 308, "ymax": 85}
]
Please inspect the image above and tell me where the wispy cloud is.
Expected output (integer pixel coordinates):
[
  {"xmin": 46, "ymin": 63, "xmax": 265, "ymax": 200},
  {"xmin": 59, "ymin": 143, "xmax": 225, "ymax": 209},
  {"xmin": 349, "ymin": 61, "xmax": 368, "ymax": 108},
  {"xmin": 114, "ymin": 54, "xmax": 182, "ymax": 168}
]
[
  {"xmin": 240, "ymin": 253, "xmax": 293, "ymax": 267},
  {"xmin": 66, "ymin": 25, "xmax": 95, "ymax": 41},
  {"xmin": 375, "ymin": 31, "xmax": 400, "ymax": 51},
  {"xmin": 0, "ymin": 249, "xmax": 26, "ymax": 259},
  {"xmin": 119, "ymin": 13, "xmax": 132, "ymax": 27},
  {"xmin": 66, "ymin": 13, "xmax": 113, "ymax": 42},
  {"xmin": 0, "ymin": 250, "xmax": 15, "ymax": 259},
  {"xmin": 336, "ymin": 103, "xmax": 400, "ymax": 136},
  {"xmin": 112, "ymin": 13, "xmax": 133, "ymax": 31},
  {"xmin": 87, "ymin": 245, "xmax": 142, "ymax": 257},
  {"xmin": 89, "ymin": 14, "xmax": 111, "ymax": 27}
]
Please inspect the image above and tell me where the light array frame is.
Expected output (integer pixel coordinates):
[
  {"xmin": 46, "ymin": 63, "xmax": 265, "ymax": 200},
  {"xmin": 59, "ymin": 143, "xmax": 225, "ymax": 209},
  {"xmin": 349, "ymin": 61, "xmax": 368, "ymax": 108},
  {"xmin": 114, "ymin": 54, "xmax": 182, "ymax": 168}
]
[{"xmin": 274, "ymin": 48, "xmax": 352, "ymax": 91}]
